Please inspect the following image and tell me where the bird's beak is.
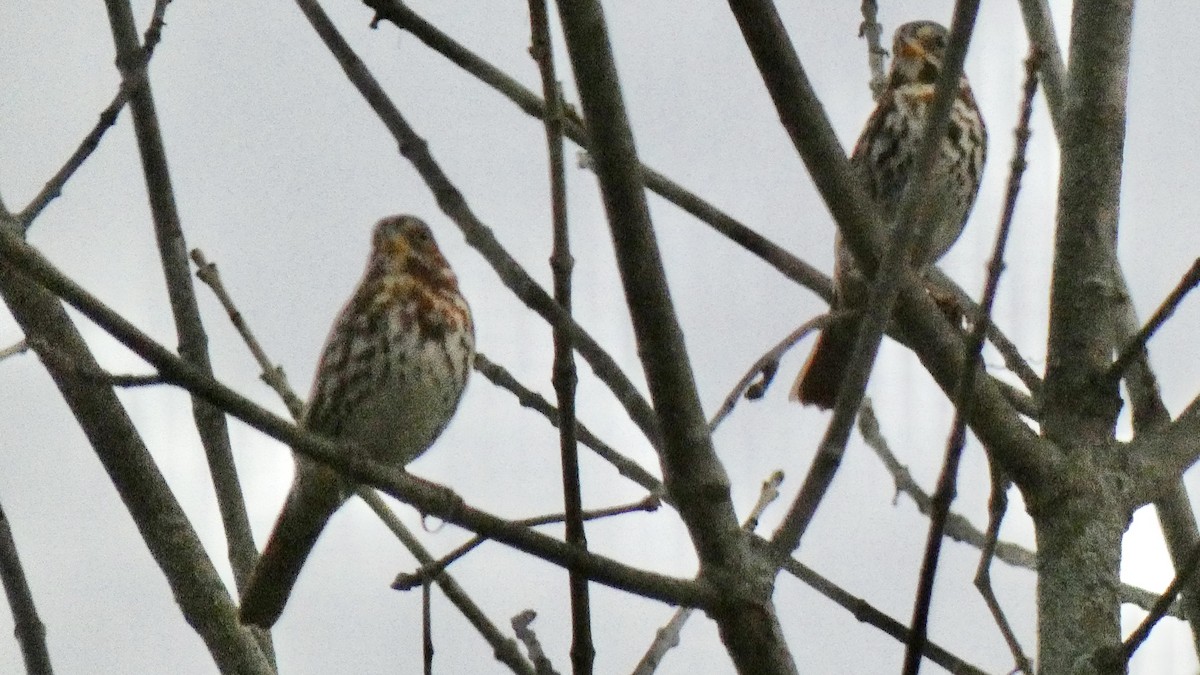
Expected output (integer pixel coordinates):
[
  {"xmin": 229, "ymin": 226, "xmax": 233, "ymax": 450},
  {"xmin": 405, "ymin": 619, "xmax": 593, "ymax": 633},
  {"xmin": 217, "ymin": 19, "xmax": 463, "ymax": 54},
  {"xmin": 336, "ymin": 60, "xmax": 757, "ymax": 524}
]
[{"xmin": 897, "ymin": 37, "xmax": 926, "ymax": 60}]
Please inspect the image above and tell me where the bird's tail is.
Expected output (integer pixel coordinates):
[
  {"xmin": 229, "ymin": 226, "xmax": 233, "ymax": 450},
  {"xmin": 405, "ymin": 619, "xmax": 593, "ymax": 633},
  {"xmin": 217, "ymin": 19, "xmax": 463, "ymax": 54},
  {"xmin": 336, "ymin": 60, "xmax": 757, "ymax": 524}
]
[
  {"xmin": 790, "ymin": 317, "xmax": 858, "ymax": 410},
  {"xmin": 239, "ymin": 467, "xmax": 346, "ymax": 628}
]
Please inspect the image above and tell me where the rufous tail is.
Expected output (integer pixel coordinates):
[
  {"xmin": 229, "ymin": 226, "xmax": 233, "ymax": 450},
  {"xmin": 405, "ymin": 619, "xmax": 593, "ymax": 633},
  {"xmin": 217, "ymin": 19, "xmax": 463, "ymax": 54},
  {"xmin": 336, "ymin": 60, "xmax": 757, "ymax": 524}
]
[
  {"xmin": 239, "ymin": 469, "xmax": 345, "ymax": 628},
  {"xmin": 790, "ymin": 319, "xmax": 857, "ymax": 409}
]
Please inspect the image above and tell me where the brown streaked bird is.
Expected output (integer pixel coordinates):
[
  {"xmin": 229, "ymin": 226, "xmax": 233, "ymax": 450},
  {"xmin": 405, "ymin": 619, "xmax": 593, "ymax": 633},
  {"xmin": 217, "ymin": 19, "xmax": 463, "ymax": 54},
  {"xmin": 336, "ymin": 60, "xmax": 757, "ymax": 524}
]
[
  {"xmin": 791, "ymin": 20, "xmax": 987, "ymax": 408},
  {"xmin": 239, "ymin": 215, "xmax": 474, "ymax": 628}
]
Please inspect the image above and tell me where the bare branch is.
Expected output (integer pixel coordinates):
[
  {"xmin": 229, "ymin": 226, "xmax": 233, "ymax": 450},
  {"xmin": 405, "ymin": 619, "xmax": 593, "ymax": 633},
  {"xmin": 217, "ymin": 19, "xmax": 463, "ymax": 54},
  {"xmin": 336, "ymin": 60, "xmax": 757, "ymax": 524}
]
[
  {"xmin": 190, "ymin": 248, "xmax": 305, "ymax": 419},
  {"xmin": 393, "ymin": 496, "xmax": 659, "ymax": 592},
  {"xmin": 473, "ymin": 354, "xmax": 662, "ymax": 495},
  {"xmin": 904, "ymin": 38, "xmax": 1035, "ymax": 672},
  {"xmin": 0, "ymin": 226, "xmax": 718, "ymax": 609},
  {"xmin": 527, "ymin": 4, "xmax": 593, "ymax": 670},
  {"xmin": 0, "ymin": 499, "xmax": 53, "ymax": 675},
  {"xmin": 295, "ymin": 0, "xmax": 663, "ymax": 453},
  {"xmin": 1103, "ymin": 540, "xmax": 1200, "ymax": 669},
  {"xmin": 974, "ymin": 475, "xmax": 1035, "ymax": 674},
  {"xmin": 1108, "ymin": 257, "xmax": 1200, "ymax": 383},
  {"xmin": 512, "ymin": 611, "xmax": 561, "ymax": 675},
  {"xmin": 858, "ymin": 399, "xmax": 1182, "ymax": 617},
  {"xmin": 101, "ymin": 0, "xmax": 258, "ymax": 596},
  {"xmin": 858, "ymin": 1, "xmax": 887, "ymax": 99},
  {"xmin": 635, "ymin": 472, "xmax": 783, "ymax": 673},
  {"xmin": 1016, "ymin": 0, "xmax": 1067, "ymax": 137},
  {"xmin": 779, "ymin": 557, "xmax": 990, "ymax": 675},
  {"xmin": 17, "ymin": 0, "xmax": 173, "ymax": 228},
  {"xmin": 555, "ymin": 3, "xmax": 794, "ymax": 671},
  {"xmin": 357, "ymin": 489, "xmax": 536, "ymax": 675},
  {"xmin": 0, "ymin": 339, "xmax": 29, "ymax": 362},
  {"xmin": 708, "ymin": 314, "xmax": 834, "ymax": 432},
  {"xmin": 0, "ymin": 226, "xmax": 272, "ymax": 673}
]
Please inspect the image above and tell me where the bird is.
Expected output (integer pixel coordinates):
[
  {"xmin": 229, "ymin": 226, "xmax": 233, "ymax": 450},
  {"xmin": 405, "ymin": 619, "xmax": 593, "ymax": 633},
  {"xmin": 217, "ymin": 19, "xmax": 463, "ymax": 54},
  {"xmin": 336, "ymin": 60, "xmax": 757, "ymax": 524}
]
[
  {"xmin": 791, "ymin": 20, "xmax": 987, "ymax": 408},
  {"xmin": 238, "ymin": 214, "xmax": 475, "ymax": 628}
]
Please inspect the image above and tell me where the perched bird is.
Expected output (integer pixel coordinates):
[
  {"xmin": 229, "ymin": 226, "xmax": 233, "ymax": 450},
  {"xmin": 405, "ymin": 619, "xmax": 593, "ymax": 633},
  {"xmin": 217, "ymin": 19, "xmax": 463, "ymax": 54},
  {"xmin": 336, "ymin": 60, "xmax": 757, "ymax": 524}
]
[
  {"xmin": 791, "ymin": 20, "xmax": 987, "ymax": 408},
  {"xmin": 239, "ymin": 215, "xmax": 475, "ymax": 628}
]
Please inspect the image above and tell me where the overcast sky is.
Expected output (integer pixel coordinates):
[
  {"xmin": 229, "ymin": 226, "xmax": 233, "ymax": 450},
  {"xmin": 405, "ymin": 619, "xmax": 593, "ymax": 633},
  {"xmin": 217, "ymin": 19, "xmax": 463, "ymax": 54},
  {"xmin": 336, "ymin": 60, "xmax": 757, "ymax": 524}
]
[{"xmin": 3, "ymin": 1, "xmax": 1199, "ymax": 673}]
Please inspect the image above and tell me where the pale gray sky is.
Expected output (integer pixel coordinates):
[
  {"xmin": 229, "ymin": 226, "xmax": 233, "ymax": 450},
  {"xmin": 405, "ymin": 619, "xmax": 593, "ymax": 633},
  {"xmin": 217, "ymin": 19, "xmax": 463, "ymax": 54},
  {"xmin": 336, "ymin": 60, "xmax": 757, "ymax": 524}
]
[{"xmin": 2, "ymin": 1, "xmax": 1198, "ymax": 673}]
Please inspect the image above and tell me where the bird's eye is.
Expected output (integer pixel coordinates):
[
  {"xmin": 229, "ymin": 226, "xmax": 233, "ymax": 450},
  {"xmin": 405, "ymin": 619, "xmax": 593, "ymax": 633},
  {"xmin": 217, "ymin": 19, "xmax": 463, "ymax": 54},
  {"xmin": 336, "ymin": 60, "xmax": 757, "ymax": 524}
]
[{"xmin": 412, "ymin": 227, "xmax": 433, "ymax": 245}]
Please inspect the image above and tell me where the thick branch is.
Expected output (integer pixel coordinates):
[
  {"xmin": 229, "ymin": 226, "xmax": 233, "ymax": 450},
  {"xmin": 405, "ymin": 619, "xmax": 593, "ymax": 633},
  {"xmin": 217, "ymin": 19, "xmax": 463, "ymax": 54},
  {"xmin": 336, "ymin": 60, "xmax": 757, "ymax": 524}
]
[
  {"xmin": 1042, "ymin": 1, "xmax": 1134, "ymax": 446},
  {"xmin": 554, "ymin": 2, "xmax": 793, "ymax": 673},
  {"xmin": 0, "ymin": 225, "xmax": 271, "ymax": 674}
]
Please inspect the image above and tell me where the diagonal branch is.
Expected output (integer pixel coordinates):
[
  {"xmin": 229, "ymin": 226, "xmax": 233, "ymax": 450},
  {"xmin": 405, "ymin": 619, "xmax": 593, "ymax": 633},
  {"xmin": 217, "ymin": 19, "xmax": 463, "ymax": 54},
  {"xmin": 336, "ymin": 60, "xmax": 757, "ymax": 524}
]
[
  {"xmin": 904, "ymin": 37, "xmax": 1034, "ymax": 671},
  {"xmin": 553, "ymin": 2, "xmax": 794, "ymax": 673},
  {"xmin": 1107, "ymin": 257, "xmax": 1200, "ymax": 384},
  {"xmin": 724, "ymin": 0, "xmax": 1052, "ymax": 505},
  {"xmin": 1016, "ymin": 0, "xmax": 1067, "ymax": 137},
  {"xmin": 364, "ymin": 0, "xmax": 831, "ymax": 301},
  {"xmin": 17, "ymin": 0, "xmax": 172, "ymax": 229},
  {"xmin": 293, "ymin": 0, "xmax": 663, "ymax": 453},
  {"xmin": 0, "ymin": 221, "xmax": 272, "ymax": 674},
  {"xmin": 0, "ymin": 225, "xmax": 717, "ymax": 610},
  {"xmin": 0, "ymin": 499, "xmax": 53, "ymax": 675},
  {"xmin": 101, "ymin": 0, "xmax": 259, "ymax": 594},
  {"xmin": 367, "ymin": 0, "xmax": 1039, "ymax": 416}
]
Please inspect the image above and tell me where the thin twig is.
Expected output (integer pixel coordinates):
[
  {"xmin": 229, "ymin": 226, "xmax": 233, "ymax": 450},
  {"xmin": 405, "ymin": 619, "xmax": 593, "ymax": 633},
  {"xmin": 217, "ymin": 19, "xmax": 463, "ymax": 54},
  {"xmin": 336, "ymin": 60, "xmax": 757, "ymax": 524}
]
[
  {"xmin": 708, "ymin": 314, "xmax": 834, "ymax": 432},
  {"xmin": 512, "ymin": 610, "xmax": 561, "ymax": 675},
  {"xmin": 858, "ymin": 398, "xmax": 1181, "ymax": 616},
  {"xmin": 1112, "ymin": 250, "xmax": 1200, "ymax": 647},
  {"xmin": 0, "ymin": 339, "xmax": 29, "ymax": 362},
  {"xmin": 422, "ymin": 575, "xmax": 433, "ymax": 675},
  {"xmin": 190, "ymin": 249, "xmax": 305, "ymax": 418},
  {"xmin": 927, "ymin": 270, "xmax": 1044, "ymax": 403},
  {"xmin": 859, "ymin": 1, "xmax": 887, "ymax": 99},
  {"xmin": 473, "ymin": 353, "xmax": 662, "ymax": 496},
  {"xmin": 779, "ymin": 557, "xmax": 989, "ymax": 675},
  {"xmin": 1110, "ymin": 540, "xmax": 1200, "ymax": 667},
  {"xmin": 527, "ymin": 4, "xmax": 592, "ymax": 672},
  {"xmin": 973, "ymin": 471, "xmax": 1034, "ymax": 674},
  {"xmin": 1016, "ymin": 0, "xmax": 1067, "ymax": 137},
  {"xmin": 393, "ymin": 496, "xmax": 660, "ymax": 591},
  {"xmin": 18, "ymin": 0, "xmax": 173, "ymax": 229},
  {"xmin": 355, "ymin": 490, "xmax": 534, "ymax": 674},
  {"xmin": 902, "ymin": 41, "xmax": 1037, "ymax": 674},
  {"xmin": 1107, "ymin": 257, "xmax": 1200, "ymax": 383},
  {"xmin": 27, "ymin": 336, "xmax": 165, "ymax": 386}
]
